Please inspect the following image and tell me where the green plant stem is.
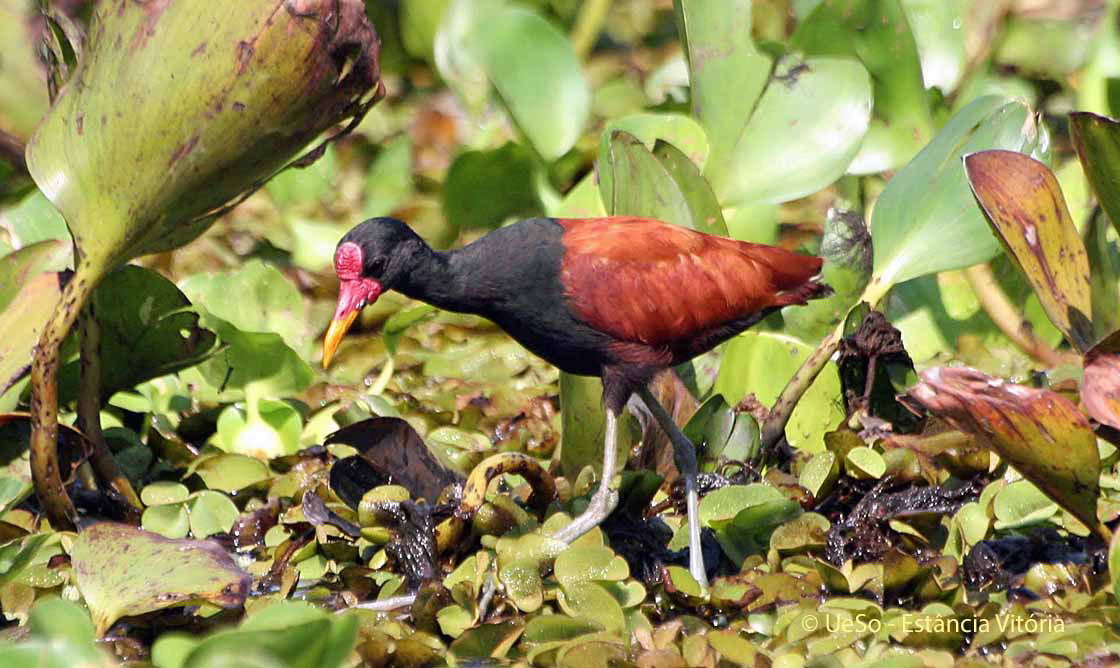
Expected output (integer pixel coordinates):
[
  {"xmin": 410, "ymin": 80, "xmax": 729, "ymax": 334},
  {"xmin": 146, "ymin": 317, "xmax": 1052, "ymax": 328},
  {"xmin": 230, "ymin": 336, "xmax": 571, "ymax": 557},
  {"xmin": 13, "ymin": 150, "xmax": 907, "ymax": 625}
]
[
  {"xmin": 31, "ymin": 261, "xmax": 100, "ymax": 530},
  {"xmin": 759, "ymin": 277, "xmax": 891, "ymax": 452},
  {"xmin": 77, "ymin": 298, "xmax": 144, "ymax": 518},
  {"xmin": 570, "ymin": 0, "xmax": 612, "ymax": 59},
  {"xmin": 963, "ymin": 263, "xmax": 1076, "ymax": 368}
]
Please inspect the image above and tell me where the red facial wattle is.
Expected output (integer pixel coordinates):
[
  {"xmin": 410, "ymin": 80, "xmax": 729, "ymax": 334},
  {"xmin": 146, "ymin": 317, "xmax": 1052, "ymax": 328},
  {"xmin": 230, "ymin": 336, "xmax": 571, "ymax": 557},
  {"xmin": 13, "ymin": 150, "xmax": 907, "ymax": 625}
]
[{"xmin": 323, "ymin": 242, "xmax": 382, "ymax": 368}]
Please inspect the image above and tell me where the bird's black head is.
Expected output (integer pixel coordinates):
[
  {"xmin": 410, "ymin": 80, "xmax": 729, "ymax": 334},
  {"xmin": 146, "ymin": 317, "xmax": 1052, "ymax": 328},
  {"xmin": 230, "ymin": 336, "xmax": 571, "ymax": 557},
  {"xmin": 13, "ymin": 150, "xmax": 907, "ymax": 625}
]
[{"xmin": 323, "ymin": 217, "xmax": 425, "ymax": 367}]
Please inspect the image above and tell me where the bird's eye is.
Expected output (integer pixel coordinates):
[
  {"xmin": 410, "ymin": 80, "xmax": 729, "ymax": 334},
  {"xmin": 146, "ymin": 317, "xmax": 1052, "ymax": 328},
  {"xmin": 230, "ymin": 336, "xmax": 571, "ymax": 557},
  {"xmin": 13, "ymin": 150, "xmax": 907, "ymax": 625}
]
[{"xmin": 370, "ymin": 257, "xmax": 386, "ymax": 275}]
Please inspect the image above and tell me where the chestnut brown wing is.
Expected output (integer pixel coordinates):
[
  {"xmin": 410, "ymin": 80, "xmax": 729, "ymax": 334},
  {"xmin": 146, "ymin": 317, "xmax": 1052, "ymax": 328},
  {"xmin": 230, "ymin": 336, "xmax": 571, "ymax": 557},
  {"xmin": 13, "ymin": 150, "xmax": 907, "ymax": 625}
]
[{"xmin": 557, "ymin": 217, "xmax": 823, "ymax": 346}]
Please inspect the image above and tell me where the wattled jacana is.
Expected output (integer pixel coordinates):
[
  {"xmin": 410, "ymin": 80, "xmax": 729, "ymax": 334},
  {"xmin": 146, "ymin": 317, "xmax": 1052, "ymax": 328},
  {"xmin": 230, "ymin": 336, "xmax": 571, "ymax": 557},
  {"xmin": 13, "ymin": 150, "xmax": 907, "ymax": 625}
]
[{"xmin": 322, "ymin": 216, "xmax": 828, "ymax": 588}]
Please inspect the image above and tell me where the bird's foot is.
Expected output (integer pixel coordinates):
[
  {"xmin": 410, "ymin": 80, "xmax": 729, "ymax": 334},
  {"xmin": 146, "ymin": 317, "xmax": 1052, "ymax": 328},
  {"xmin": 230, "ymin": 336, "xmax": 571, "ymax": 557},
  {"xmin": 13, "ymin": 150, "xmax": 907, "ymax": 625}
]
[{"xmin": 550, "ymin": 486, "xmax": 619, "ymax": 545}]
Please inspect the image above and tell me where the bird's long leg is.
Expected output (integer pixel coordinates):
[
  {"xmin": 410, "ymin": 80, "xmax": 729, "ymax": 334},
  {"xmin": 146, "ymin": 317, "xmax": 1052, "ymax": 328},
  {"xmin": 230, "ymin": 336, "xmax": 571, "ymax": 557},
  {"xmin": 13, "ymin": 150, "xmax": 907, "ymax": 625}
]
[
  {"xmin": 550, "ymin": 408, "xmax": 619, "ymax": 544},
  {"xmin": 636, "ymin": 385, "xmax": 708, "ymax": 590}
]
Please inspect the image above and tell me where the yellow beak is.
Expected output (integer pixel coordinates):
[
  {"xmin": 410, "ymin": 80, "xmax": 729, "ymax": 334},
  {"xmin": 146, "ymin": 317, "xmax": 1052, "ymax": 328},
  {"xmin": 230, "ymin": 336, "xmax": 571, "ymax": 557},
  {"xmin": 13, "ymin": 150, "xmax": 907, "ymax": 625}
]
[{"xmin": 322, "ymin": 308, "xmax": 359, "ymax": 369}]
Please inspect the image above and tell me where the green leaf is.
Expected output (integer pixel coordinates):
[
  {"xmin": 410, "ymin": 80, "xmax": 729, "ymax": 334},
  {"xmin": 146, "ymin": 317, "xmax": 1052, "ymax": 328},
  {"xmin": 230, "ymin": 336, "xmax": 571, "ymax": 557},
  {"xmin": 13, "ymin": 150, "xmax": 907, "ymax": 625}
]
[
  {"xmin": 1071, "ymin": 111, "xmax": 1120, "ymax": 239},
  {"xmin": 603, "ymin": 132, "xmax": 694, "ymax": 230},
  {"xmin": 29, "ymin": 597, "xmax": 98, "ymax": 649},
  {"xmin": 556, "ymin": 581, "xmax": 626, "ymax": 634},
  {"xmin": 180, "ymin": 260, "xmax": 311, "ymax": 356},
  {"xmin": 186, "ymin": 453, "xmax": 271, "ymax": 493},
  {"xmin": 710, "ymin": 56, "xmax": 872, "ymax": 205},
  {"xmin": 364, "ymin": 136, "xmax": 415, "ymax": 218},
  {"xmin": 59, "ymin": 265, "xmax": 217, "ymax": 403},
  {"xmin": 783, "ymin": 209, "xmax": 872, "ymax": 342},
  {"xmin": 444, "ymin": 142, "xmax": 543, "ymax": 230},
  {"xmin": 683, "ymin": 394, "xmax": 760, "ymax": 469},
  {"xmin": 215, "ymin": 399, "xmax": 303, "ymax": 458},
  {"xmin": 793, "ymin": 0, "xmax": 934, "ymax": 173},
  {"xmin": 188, "ymin": 490, "xmax": 240, "ymax": 538},
  {"xmin": 1085, "ymin": 211, "xmax": 1120, "ymax": 341},
  {"xmin": 651, "ymin": 140, "xmax": 728, "ymax": 236},
  {"xmin": 0, "ymin": 240, "xmax": 69, "ymax": 395},
  {"xmin": 142, "ymin": 503, "xmax": 190, "ymax": 539},
  {"xmin": 698, "ymin": 484, "xmax": 786, "ymax": 526},
  {"xmin": 901, "ymin": 0, "xmax": 968, "ymax": 93},
  {"xmin": 597, "ymin": 113, "xmax": 710, "ymax": 213},
  {"xmin": 0, "ymin": 189, "xmax": 71, "ymax": 249},
  {"xmin": 450, "ymin": 620, "xmax": 526, "ymax": 659},
  {"xmin": 383, "ymin": 304, "xmax": 439, "ymax": 355},
  {"xmin": 870, "ymin": 97, "xmax": 1049, "ymax": 289},
  {"xmin": 141, "ymin": 481, "xmax": 191, "ymax": 506},
  {"xmin": 965, "ymin": 150, "xmax": 1094, "ymax": 351},
  {"xmin": 554, "ymin": 545, "xmax": 629, "ymax": 588},
  {"xmin": 0, "ymin": 533, "xmax": 52, "ymax": 586},
  {"xmin": 71, "ymin": 523, "xmax": 251, "ymax": 634},
  {"xmin": 469, "ymin": 6, "xmax": 589, "ymax": 160},
  {"xmin": 715, "ymin": 331, "xmax": 844, "ymax": 452},
  {"xmin": 675, "ymin": 0, "xmax": 770, "ymax": 180}
]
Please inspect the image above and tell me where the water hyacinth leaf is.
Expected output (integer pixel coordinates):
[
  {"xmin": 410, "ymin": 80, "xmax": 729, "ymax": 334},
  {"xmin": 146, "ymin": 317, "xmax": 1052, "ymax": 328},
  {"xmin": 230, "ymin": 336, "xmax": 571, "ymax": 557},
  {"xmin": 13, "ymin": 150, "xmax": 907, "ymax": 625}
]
[
  {"xmin": 603, "ymin": 132, "xmax": 693, "ymax": 231},
  {"xmin": 651, "ymin": 140, "xmax": 728, "ymax": 236},
  {"xmin": 215, "ymin": 399, "xmax": 302, "ymax": 459},
  {"xmin": 0, "ymin": 1, "xmax": 49, "ymax": 141},
  {"xmin": 715, "ymin": 331, "xmax": 844, "ymax": 453},
  {"xmin": 792, "ymin": 0, "xmax": 934, "ymax": 173},
  {"xmin": 183, "ymin": 319, "xmax": 313, "ymax": 401},
  {"xmin": 180, "ymin": 260, "xmax": 311, "ymax": 357},
  {"xmin": 188, "ymin": 491, "xmax": 240, "ymax": 538},
  {"xmin": 58, "ymin": 265, "xmax": 217, "ymax": 402},
  {"xmin": 1083, "ymin": 331, "xmax": 1120, "ymax": 431},
  {"xmin": 0, "ymin": 241, "xmax": 69, "ymax": 395},
  {"xmin": 709, "ymin": 56, "xmax": 872, "ymax": 206},
  {"xmin": 871, "ymin": 97, "xmax": 1048, "ymax": 289},
  {"xmin": 186, "ymin": 453, "xmax": 271, "ymax": 494},
  {"xmin": 434, "ymin": 0, "xmax": 504, "ymax": 114},
  {"xmin": 1111, "ymin": 527, "xmax": 1120, "ymax": 603},
  {"xmin": 0, "ymin": 190, "xmax": 71, "ymax": 249},
  {"xmin": 450, "ymin": 620, "xmax": 525, "ymax": 660},
  {"xmin": 698, "ymin": 484, "xmax": 787, "ymax": 526},
  {"xmin": 675, "ymin": 0, "xmax": 769, "ymax": 181},
  {"xmin": 964, "ymin": 150, "xmax": 1094, "ymax": 352},
  {"xmin": 142, "ymin": 503, "xmax": 190, "ymax": 540},
  {"xmin": 901, "ymin": 0, "xmax": 968, "ymax": 93},
  {"xmin": 26, "ymin": 1, "xmax": 384, "ymax": 269},
  {"xmin": 906, "ymin": 367, "xmax": 1105, "ymax": 539},
  {"xmin": 140, "ymin": 481, "xmax": 191, "ymax": 507},
  {"xmin": 444, "ymin": 142, "xmax": 543, "ymax": 230},
  {"xmin": 1071, "ymin": 111, "xmax": 1120, "ymax": 238},
  {"xmin": 554, "ymin": 545, "xmax": 629, "ymax": 588},
  {"xmin": 71, "ymin": 523, "xmax": 252, "ymax": 634},
  {"xmin": 993, "ymin": 480, "xmax": 1058, "ymax": 528},
  {"xmin": 469, "ymin": 6, "xmax": 589, "ymax": 160},
  {"xmin": 556, "ymin": 581, "xmax": 626, "ymax": 634},
  {"xmin": 383, "ymin": 304, "xmax": 438, "ymax": 355},
  {"xmin": 783, "ymin": 209, "xmax": 872, "ymax": 342},
  {"xmin": 364, "ymin": 135, "xmax": 414, "ymax": 218},
  {"xmin": 597, "ymin": 113, "xmax": 710, "ymax": 215},
  {"xmin": 1085, "ymin": 211, "xmax": 1120, "ymax": 340}
]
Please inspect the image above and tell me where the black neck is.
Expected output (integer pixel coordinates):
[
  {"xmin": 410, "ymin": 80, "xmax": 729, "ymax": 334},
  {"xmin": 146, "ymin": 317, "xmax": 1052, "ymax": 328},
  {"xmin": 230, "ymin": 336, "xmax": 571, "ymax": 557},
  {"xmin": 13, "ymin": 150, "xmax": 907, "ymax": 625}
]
[{"xmin": 396, "ymin": 243, "xmax": 496, "ymax": 315}]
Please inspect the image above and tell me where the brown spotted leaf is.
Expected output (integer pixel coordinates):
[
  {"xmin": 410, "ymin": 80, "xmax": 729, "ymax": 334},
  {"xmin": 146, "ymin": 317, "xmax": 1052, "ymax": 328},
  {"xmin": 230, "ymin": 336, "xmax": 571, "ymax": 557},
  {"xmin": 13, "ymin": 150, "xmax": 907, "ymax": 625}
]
[
  {"xmin": 906, "ymin": 367, "xmax": 1103, "ymax": 538},
  {"xmin": 1084, "ymin": 330, "xmax": 1120, "ymax": 431},
  {"xmin": 71, "ymin": 523, "xmax": 251, "ymax": 635},
  {"xmin": 964, "ymin": 149, "xmax": 1094, "ymax": 352}
]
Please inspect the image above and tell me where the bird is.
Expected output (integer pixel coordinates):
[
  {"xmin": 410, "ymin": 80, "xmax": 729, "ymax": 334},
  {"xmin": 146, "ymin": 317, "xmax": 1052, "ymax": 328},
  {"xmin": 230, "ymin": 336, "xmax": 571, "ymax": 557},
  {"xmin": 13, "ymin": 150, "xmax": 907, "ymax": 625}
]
[{"xmin": 322, "ymin": 216, "xmax": 828, "ymax": 588}]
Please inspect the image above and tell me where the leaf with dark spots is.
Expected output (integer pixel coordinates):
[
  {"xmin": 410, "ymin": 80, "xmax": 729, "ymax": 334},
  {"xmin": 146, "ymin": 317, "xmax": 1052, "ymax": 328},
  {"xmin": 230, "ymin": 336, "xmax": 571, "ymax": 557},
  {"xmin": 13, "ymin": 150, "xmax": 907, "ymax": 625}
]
[
  {"xmin": 71, "ymin": 523, "xmax": 251, "ymax": 635},
  {"xmin": 964, "ymin": 150, "xmax": 1094, "ymax": 352},
  {"xmin": 906, "ymin": 367, "xmax": 1105, "ymax": 539},
  {"xmin": 1084, "ymin": 331, "xmax": 1120, "ymax": 431},
  {"xmin": 1071, "ymin": 111, "xmax": 1120, "ymax": 238},
  {"xmin": 326, "ymin": 417, "xmax": 461, "ymax": 504}
]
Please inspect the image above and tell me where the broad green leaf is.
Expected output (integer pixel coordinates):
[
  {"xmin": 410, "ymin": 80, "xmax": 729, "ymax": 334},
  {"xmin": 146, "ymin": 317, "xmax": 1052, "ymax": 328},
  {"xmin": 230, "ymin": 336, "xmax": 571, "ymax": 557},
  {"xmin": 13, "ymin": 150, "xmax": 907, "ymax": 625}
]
[
  {"xmin": 402, "ymin": 0, "xmax": 452, "ymax": 60},
  {"xmin": 443, "ymin": 142, "xmax": 543, "ymax": 230},
  {"xmin": 993, "ymin": 480, "xmax": 1058, "ymax": 529},
  {"xmin": 0, "ymin": 240, "xmax": 69, "ymax": 395},
  {"xmin": 383, "ymin": 304, "xmax": 439, "ymax": 355},
  {"xmin": 470, "ymin": 6, "xmax": 589, "ymax": 160},
  {"xmin": 1085, "ymin": 211, "xmax": 1120, "ymax": 341},
  {"xmin": 215, "ymin": 399, "xmax": 303, "ymax": 458},
  {"xmin": 0, "ymin": 189, "xmax": 71, "ymax": 249},
  {"xmin": 434, "ymin": 0, "xmax": 505, "ymax": 113},
  {"xmin": 651, "ymin": 140, "xmax": 728, "ymax": 236},
  {"xmin": 845, "ymin": 447, "xmax": 886, "ymax": 479},
  {"xmin": 901, "ymin": 0, "xmax": 968, "ymax": 93},
  {"xmin": 28, "ymin": 597, "xmax": 98, "ymax": 650},
  {"xmin": 0, "ymin": 533, "xmax": 52, "ymax": 586},
  {"xmin": 603, "ymin": 132, "xmax": 693, "ymax": 230},
  {"xmin": 141, "ymin": 481, "xmax": 191, "ymax": 506},
  {"xmin": 180, "ymin": 260, "xmax": 311, "ymax": 356},
  {"xmin": 870, "ymin": 97, "xmax": 1049, "ymax": 289},
  {"xmin": 683, "ymin": 394, "xmax": 760, "ymax": 470},
  {"xmin": 450, "ymin": 620, "xmax": 525, "ymax": 659},
  {"xmin": 1071, "ymin": 111, "xmax": 1120, "ymax": 238},
  {"xmin": 698, "ymin": 484, "xmax": 786, "ymax": 526},
  {"xmin": 71, "ymin": 523, "xmax": 251, "ymax": 634},
  {"xmin": 597, "ymin": 113, "xmax": 710, "ymax": 211},
  {"xmin": 182, "ymin": 318, "xmax": 313, "ymax": 401},
  {"xmin": 186, "ymin": 453, "xmax": 271, "ymax": 493},
  {"xmin": 709, "ymin": 56, "xmax": 872, "ymax": 205},
  {"xmin": 715, "ymin": 332, "xmax": 844, "ymax": 452},
  {"xmin": 556, "ymin": 581, "xmax": 626, "ymax": 634},
  {"xmin": 793, "ymin": 0, "xmax": 933, "ymax": 173},
  {"xmin": 675, "ymin": 0, "xmax": 770, "ymax": 180},
  {"xmin": 965, "ymin": 150, "xmax": 1094, "ymax": 352},
  {"xmin": 265, "ymin": 145, "xmax": 338, "ymax": 211},
  {"xmin": 189, "ymin": 490, "xmax": 240, "ymax": 538},
  {"xmin": 908, "ymin": 367, "xmax": 1104, "ymax": 539},
  {"xmin": 523, "ymin": 615, "xmax": 603, "ymax": 644},
  {"xmin": 142, "ymin": 503, "xmax": 190, "ymax": 539},
  {"xmin": 783, "ymin": 209, "xmax": 872, "ymax": 342},
  {"xmin": 716, "ymin": 500, "xmax": 801, "ymax": 564},
  {"xmin": 58, "ymin": 265, "xmax": 217, "ymax": 403},
  {"xmin": 0, "ymin": 2, "xmax": 49, "ymax": 140},
  {"xmin": 554, "ymin": 546, "xmax": 629, "ymax": 588}
]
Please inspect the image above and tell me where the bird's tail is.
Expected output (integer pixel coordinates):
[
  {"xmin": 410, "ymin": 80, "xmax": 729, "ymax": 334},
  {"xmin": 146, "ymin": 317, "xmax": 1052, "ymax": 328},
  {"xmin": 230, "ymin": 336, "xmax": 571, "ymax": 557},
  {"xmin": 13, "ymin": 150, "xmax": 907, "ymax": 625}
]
[{"xmin": 774, "ymin": 277, "xmax": 833, "ymax": 307}]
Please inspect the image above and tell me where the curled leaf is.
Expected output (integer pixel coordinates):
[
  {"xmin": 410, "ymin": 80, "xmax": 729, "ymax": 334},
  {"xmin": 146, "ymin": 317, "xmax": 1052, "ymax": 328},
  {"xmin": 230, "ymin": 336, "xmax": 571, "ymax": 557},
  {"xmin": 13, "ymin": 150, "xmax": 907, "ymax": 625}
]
[{"xmin": 905, "ymin": 367, "xmax": 1104, "ymax": 539}]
